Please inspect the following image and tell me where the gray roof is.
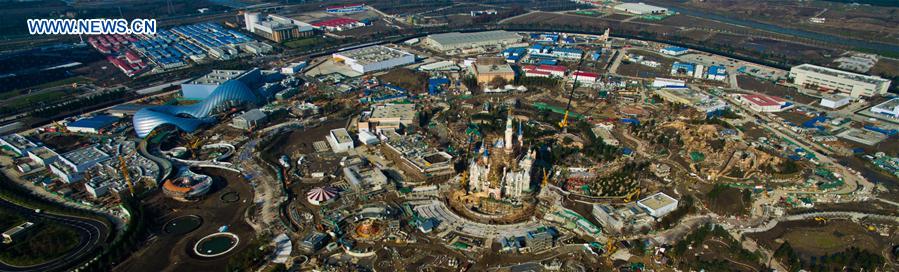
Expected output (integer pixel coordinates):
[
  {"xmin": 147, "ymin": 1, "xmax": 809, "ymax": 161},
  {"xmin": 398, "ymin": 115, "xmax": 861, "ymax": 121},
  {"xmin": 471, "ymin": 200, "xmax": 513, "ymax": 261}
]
[
  {"xmin": 237, "ymin": 109, "xmax": 267, "ymax": 122},
  {"xmin": 427, "ymin": 31, "xmax": 521, "ymax": 47}
]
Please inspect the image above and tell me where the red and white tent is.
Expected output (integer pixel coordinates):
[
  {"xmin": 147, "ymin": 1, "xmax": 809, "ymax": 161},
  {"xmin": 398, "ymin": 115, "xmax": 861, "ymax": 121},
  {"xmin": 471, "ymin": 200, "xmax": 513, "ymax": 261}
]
[{"xmin": 306, "ymin": 186, "xmax": 338, "ymax": 205}]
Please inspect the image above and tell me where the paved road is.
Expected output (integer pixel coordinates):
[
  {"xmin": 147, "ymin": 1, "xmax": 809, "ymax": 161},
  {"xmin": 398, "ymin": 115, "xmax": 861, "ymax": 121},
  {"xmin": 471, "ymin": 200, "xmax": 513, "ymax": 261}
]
[{"xmin": 0, "ymin": 199, "xmax": 110, "ymax": 272}]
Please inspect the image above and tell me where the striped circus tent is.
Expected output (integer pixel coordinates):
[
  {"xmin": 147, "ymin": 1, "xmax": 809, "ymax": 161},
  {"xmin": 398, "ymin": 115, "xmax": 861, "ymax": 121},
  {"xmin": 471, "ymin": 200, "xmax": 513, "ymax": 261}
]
[{"xmin": 306, "ymin": 186, "xmax": 338, "ymax": 205}]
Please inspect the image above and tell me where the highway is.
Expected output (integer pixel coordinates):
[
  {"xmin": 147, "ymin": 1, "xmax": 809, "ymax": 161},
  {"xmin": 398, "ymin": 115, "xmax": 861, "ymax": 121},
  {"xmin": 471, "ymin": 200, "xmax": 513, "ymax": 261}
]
[{"xmin": 0, "ymin": 199, "xmax": 110, "ymax": 272}]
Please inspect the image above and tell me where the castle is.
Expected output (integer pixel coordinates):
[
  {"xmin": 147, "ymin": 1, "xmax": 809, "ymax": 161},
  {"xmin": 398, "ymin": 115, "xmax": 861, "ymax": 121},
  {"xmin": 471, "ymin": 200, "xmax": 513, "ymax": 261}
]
[{"xmin": 467, "ymin": 110, "xmax": 535, "ymax": 201}]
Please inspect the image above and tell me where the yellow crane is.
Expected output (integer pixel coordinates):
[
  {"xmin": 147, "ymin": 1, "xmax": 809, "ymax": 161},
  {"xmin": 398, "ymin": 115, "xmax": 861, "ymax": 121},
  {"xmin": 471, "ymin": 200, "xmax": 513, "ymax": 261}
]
[
  {"xmin": 459, "ymin": 170, "xmax": 468, "ymax": 188},
  {"xmin": 541, "ymin": 168, "xmax": 550, "ymax": 187},
  {"xmin": 559, "ymin": 54, "xmax": 587, "ymax": 130},
  {"xmin": 118, "ymin": 155, "xmax": 135, "ymax": 197},
  {"xmin": 814, "ymin": 217, "xmax": 828, "ymax": 223},
  {"xmin": 623, "ymin": 188, "xmax": 641, "ymax": 203}
]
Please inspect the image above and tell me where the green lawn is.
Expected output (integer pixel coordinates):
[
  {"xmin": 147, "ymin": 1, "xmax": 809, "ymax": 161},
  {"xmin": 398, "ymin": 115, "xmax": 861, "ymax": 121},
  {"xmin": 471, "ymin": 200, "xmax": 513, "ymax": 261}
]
[
  {"xmin": 0, "ymin": 207, "xmax": 25, "ymax": 231},
  {"xmin": 0, "ymin": 90, "xmax": 70, "ymax": 112},
  {"xmin": 26, "ymin": 76, "xmax": 92, "ymax": 91},
  {"xmin": 282, "ymin": 37, "xmax": 329, "ymax": 50},
  {"xmin": 0, "ymin": 224, "xmax": 81, "ymax": 266}
]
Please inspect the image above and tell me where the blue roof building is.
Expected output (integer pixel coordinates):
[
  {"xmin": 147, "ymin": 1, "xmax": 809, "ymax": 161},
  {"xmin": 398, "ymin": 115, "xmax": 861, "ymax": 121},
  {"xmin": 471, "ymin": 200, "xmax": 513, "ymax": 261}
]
[
  {"xmin": 660, "ymin": 46, "xmax": 688, "ymax": 56},
  {"xmin": 428, "ymin": 78, "xmax": 450, "ymax": 95},
  {"xmin": 671, "ymin": 62, "xmax": 696, "ymax": 76},
  {"xmin": 67, "ymin": 115, "xmax": 120, "ymax": 133}
]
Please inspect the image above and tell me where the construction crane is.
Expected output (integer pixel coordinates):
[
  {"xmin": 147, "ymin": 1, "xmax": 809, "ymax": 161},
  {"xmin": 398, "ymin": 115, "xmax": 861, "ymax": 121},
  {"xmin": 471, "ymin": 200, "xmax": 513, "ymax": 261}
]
[
  {"xmin": 541, "ymin": 168, "xmax": 550, "ymax": 187},
  {"xmin": 188, "ymin": 136, "xmax": 203, "ymax": 156},
  {"xmin": 623, "ymin": 188, "xmax": 641, "ymax": 203},
  {"xmin": 559, "ymin": 54, "xmax": 587, "ymax": 131},
  {"xmin": 118, "ymin": 154, "xmax": 136, "ymax": 197},
  {"xmin": 814, "ymin": 217, "xmax": 828, "ymax": 223}
]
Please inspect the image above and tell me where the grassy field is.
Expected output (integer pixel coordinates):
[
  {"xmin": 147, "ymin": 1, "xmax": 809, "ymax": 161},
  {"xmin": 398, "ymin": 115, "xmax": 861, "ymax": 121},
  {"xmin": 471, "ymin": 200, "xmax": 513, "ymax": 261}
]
[
  {"xmin": 282, "ymin": 37, "xmax": 330, "ymax": 51},
  {"xmin": 0, "ymin": 89, "xmax": 70, "ymax": 113},
  {"xmin": 0, "ymin": 206, "xmax": 25, "ymax": 231}
]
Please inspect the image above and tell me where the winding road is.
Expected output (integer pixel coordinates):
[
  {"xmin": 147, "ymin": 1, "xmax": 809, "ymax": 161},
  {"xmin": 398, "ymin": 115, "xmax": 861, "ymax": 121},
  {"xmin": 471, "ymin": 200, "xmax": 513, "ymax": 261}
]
[{"xmin": 0, "ymin": 199, "xmax": 110, "ymax": 272}]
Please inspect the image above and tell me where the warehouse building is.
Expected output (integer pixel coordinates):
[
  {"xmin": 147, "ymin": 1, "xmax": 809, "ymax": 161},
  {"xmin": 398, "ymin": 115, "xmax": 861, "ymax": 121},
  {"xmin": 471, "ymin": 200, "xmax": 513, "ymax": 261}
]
[
  {"xmin": 614, "ymin": 3, "xmax": 668, "ymax": 15},
  {"xmin": 181, "ymin": 69, "xmax": 263, "ymax": 99},
  {"xmin": 660, "ymin": 46, "xmax": 687, "ymax": 56},
  {"xmin": 232, "ymin": 109, "xmax": 267, "ymax": 130},
  {"xmin": 819, "ymin": 94, "xmax": 850, "ymax": 109},
  {"xmin": 327, "ymin": 128, "xmax": 355, "ymax": 153},
  {"xmin": 735, "ymin": 94, "xmax": 793, "ymax": 112},
  {"xmin": 49, "ymin": 145, "xmax": 111, "ymax": 183},
  {"xmin": 369, "ymin": 103, "xmax": 417, "ymax": 127},
  {"xmin": 312, "ymin": 18, "xmax": 365, "ymax": 32},
  {"xmin": 332, "ymin": 45, "xmax": 415, "ymax": 73},
  {"xmin": 0, "ymin": 134, "xmax": 39, "ymax": 156},
  {"xmin": 472, "ymin": 57, "xmax": 515, "ymax": 85},
  {"xmin": 3, "ymin": 222, "xmax": 34, "ymax": 244},
  {"xmin": 790, "ymin": 64, "xmax": 891, "ymax": 98},
  {"xmin": 106, "ymin": 104, "xmax": 150, "ymax": 117},
  {"xmin": 423, "ymin": 30, "xmax": 522, "ymax": 52},
  {"xmin": 637, "ymin": 192, "xmax": 678, "ymax": 218},
  {"xmin": 66, "ymin": 115, "xmax": 120, "ymax": 134},
  {"xmin": 871, "ymin": 98, "xmax": 899, "ymax": 118},
  {"xmin": 244, "ymin": 13, "xmax": 314, "ymax": 42}
]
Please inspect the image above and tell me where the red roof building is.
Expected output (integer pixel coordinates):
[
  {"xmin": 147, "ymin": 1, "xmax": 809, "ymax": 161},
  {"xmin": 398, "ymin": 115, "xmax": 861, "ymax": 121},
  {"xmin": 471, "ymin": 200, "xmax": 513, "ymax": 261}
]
[
  {"xmin": 571, "ymin": 71, "xmax": 599, "ymax": 83},
  {"xmin": 736, "ymin": 94, "xmax": 792, "ymax": 112},
  {"xmin": 535, "ymin": 64, "xmax": 567, "ymax": 77},
  {"xmin": 311, "ymin": 18, "xmax": 364, "ymax": 31}
]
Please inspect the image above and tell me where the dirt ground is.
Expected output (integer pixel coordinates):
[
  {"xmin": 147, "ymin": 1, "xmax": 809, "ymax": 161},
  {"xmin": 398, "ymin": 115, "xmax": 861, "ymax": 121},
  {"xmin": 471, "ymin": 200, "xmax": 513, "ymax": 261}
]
[
  {"xmin": 699, "ymin": 184, "xmax": 750, "ymax": 216},
  {"xmin": 748, "ymin": 219, "xmax": 891, "ymax": 258},
  {"xmin": 736, "ymin": 75, "xmax": 818, "ymax": 104},
  {"xmin": 114, "ymin": 167, "xmax": 256, "ymax": 272}
]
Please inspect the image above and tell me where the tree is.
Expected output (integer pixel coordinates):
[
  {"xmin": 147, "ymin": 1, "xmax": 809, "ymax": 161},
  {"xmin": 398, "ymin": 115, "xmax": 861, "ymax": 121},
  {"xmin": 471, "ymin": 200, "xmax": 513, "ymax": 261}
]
[{"xmin": 489, "ymin": 76, "xmax": 508, "ymax": 88}]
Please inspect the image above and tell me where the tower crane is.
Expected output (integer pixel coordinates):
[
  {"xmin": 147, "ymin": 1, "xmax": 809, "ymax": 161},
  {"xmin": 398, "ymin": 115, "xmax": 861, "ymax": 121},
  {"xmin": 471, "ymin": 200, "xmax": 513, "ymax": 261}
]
[
  {"xmin": 118, "ymin": 149, "xmax": 138, "ymax": 197},
  {"xmin": 559, "ymin": 54, "xmax": 587, "ymax": 131}
]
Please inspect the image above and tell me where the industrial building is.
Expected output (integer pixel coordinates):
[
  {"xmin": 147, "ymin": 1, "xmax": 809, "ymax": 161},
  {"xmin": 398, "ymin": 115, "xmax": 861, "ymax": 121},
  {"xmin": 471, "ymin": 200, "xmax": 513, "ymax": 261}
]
[
  {"xmin": 651, "ymin": 78, "xmax": 686, "ymax": 89},
  {"xmin": 614, "ymin": 3, "xmax": 668, "ymax": 15},
  {"xmin": 871, "ymin": 98, "xmax": 899, "ymax": 118},
  {"xmin": 591, "ymin": 204, "xmax": 653, "ymax": 234},
  {"xmin": 472, "ymin": 57, "xmax": 515, "ymax": 85},
  {"xmin": 0, "ymin": 133, "xmax": 38, "ymax": 156},
  {"xmin": 232, "ymin": 109, "xmax": 268, "ymax": 130},
  {"xmin": 423, "ymin": 31, "xmax": 522, "ymax": 52},
  {"xmin": 380, "ymin": 133, "xmax": 455, "ymax": 183},
  {"xmin": 819, "ymin": 94, "xmax": 851, "ymax": 109},
  {"xmin": 660, "ymin": 46, "xmax": 687, "ymax": 56},
  {"xmin": 789, "ymin": 64, "xmax": 892, "ymax": 98},
  {"xmin": 27, "ymin": 146, "xmax": 59, "ymax": 167},
  {"xmin": 181, "ymin": 69, "xmax": 263, "ymax": 99},
  {"xmin": 734, "ymin": 94, "xmax": 793, "ymax": 112},
  {"xmin": 326, "ymin": 4, "xmax": 366, "ymax": 13},
  {"xmin": 66, "ymin": 115, "xmax": 120, "ymax": 134},
  {"xmin": 281, "ymin": 62, "xmax": 307, "ymax": 74},
  {"xmin": 3, "ymin": 222, "xmax": 34, "ymax": 244},
  {"xmin": 571, "ymin": 71, "xmax": 599, "ymax": 84},
  {"xmin": 49, "ymin": 145, "xmax": 111, "ymax": 183},
  {"xmin": 244, "ymin": 13, "xmax": 315, "ymax": 42},
  {"xmin": 312, "ymin": 18, "xmax": 365, "ymax": 32},
  {"xmin": 637, "ymin": 192, "xmax": 678, "ymax": 218},
  {"xmin": 369, "ymin": 104, "xmax": 417, "ymax": 127},
  {"xmin": 332, "ymin": 45, "xmax": 415, "ymax": 73},
  {"xmin": 327, "ymin": 128, "xmax": 355, "ymax": 153},
  {"xmin": 106, "ymin": 104, "xmax": 150, "ymax": 117},
  {"xmin": 706, "ymin": 65, "xmax": 727, "ymax": 81}
]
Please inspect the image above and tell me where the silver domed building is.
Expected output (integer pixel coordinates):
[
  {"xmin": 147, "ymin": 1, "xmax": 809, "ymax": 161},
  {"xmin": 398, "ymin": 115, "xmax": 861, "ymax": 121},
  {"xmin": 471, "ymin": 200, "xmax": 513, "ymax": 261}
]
[{"xmin": 133, "ymin": 80, "xmax": 264, "ymax": 138}]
